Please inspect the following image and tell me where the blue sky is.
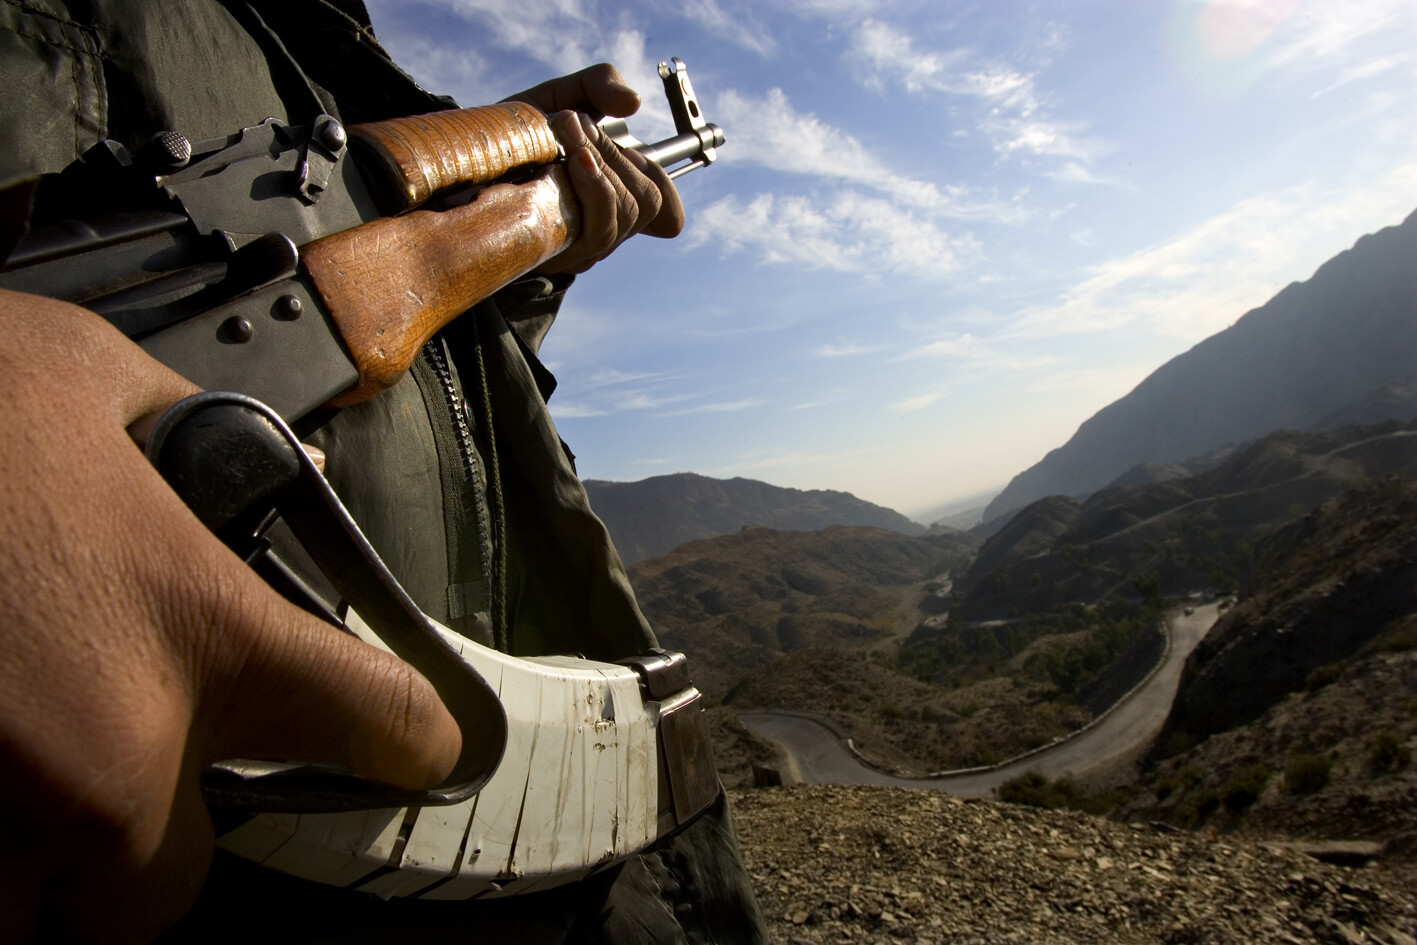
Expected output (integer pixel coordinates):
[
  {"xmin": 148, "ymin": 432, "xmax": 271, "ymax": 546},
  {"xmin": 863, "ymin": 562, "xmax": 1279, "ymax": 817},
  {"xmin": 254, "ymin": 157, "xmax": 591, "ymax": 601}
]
[{"xmin": 364, "ymin": 0, "xmax": 1417, "ymax": 520}]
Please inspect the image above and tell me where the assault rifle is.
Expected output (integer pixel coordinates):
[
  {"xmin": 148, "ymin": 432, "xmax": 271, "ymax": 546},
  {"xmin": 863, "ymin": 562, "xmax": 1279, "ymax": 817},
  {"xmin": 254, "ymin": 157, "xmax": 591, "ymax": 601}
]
[{"xmin": 0, "ymin": 60, "xmax": 724, "ymax": 899}]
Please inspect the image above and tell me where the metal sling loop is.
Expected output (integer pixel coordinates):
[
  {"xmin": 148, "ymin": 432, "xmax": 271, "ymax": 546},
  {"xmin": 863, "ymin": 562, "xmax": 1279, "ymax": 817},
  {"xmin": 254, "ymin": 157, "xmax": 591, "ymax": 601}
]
[{"xmin": 146, "ymin": 391, "xmax": 508, "ymax": 812}]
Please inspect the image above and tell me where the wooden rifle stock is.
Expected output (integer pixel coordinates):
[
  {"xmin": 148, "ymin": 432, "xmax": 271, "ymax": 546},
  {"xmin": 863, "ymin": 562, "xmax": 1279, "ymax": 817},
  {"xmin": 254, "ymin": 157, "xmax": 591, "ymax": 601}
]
[
  {"xmin": 306, "ymin": 168, "xmax": 579, "ymax": 405},
  {"xmin": 305, "ymin": 102, "xmax": 576, "ymax": 405},
  {"xmin": 346, "ymin": 102, "xmax": 561, "ymax": 213}
]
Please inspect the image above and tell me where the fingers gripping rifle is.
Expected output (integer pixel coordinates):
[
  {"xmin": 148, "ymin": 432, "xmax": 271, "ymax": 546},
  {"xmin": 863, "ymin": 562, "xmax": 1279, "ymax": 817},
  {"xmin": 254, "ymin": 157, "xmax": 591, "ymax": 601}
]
[{"xmin": 0, "ymin": 60, "xmax": 724, "ymax": 899}]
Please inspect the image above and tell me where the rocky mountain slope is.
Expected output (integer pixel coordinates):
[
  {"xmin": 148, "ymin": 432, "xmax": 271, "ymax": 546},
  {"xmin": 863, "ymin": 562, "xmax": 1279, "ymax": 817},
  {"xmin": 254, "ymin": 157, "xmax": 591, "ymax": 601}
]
[
  {"xmin": 1160, "ymin": 476, "xmax": 1417, "ymax": 746},
  {"xmin": 956, "ymin": 420, "xmax": 1417, "ymax": 621},
  {"xmin": 585, "ymin": 473, "xmax": 924, "ymax": 564},
  {"xmin": 727, "ymin": 480, "xmax": 1417, "ymax": 945},
  {"xmin": 731, "ymin": 786, "xmax": 1416, "ymax": 945},
  {"xmin": 984, "ymin": 207, "xmax": 1417, "ymax": 523},
  {"xmin": 1115, "ymin": 477, "xmax": 1417, "ymax": 856}
]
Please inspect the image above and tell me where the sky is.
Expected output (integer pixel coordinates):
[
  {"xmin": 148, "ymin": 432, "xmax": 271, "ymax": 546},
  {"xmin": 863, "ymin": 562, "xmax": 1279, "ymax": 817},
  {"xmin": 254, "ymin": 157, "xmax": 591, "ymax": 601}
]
[{"xmin": 363, "ymin": 0, "xmax": 1417, "ymax": 521}]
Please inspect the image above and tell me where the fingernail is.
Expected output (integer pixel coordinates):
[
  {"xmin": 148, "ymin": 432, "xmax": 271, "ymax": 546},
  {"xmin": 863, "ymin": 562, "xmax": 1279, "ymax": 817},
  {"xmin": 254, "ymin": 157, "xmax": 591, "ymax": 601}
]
[
  {"xmin": 302, "ymin": 443, "xmax": 326, "ymax": 475},
  {"xmin": 557, "ymin": 110, "xmax": 586, "ymax": 148},
  {"xmin": 578, "ymin": 112, "xmax": 600, "ymax": 141}
]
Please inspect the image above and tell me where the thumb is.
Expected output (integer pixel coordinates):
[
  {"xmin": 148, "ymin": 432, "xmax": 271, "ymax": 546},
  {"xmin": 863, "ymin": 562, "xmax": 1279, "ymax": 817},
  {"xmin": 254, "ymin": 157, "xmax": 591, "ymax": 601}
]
[{"xmin": 200, "ymin": 592, "xmax": 463, "ymax": 790}]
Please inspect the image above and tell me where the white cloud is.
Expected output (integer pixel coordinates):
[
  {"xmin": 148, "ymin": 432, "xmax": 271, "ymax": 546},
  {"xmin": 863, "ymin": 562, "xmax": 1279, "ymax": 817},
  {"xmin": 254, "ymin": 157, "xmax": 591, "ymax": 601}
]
[
  {"xmin": 813, "ymin": 341, "xmax": 885, "ymax": 358},
  {"xmin": 692, "ymin": 193, "xmax": 860, "ymax": 271},
  {"xmin": 682, "ymin": 0, "xmax": 777, "ymax": 56},
  {"xmin": 1171, "ymin": 0, "xmax": 1417, "ymax": 100},
  {"xmin": 713, "ymin": 89, "xmax": 1020, "ymax": 222},
  {"xmin": 849, "ymin": 19, "xmax": 971, "ymax": 94},
  {"xmin": 890, "ymin": 390, "xmax": 948, "ymax": 412},
  {"xmin": 379, "ymin": 0, "xmax": 596, "ymax": 70},
  {"xmin": 365, "ymin": 1, "xmax": 678, "ymax": 136},
  {"xmin": 1311, "ymin": 57, "xmax": 1400, "ymax": 98},
  {"xmin": 664, "ymin": 398, "xmax": 764, "ymax": 416},
  {"xmin": 585, "ymin": 367, "xmax": 674, "ymax": 388},
  {"xmin": 1264, "ymin": 0, "xmax": 1417, "ymax": 73},
  {"xmin": 548, "ymin": 379, "xmax": 691, "ymax": 419},
  {"xmin": 846, "ymin": 19, "xmax": 1105, "ymax": 171},
  {"xmin": 689, "ymin": 190, "xmax": 977, "ymax": 277},
  {"xmin": 1006, "ymin": 162, "xmax": 1417, "ymax": 341},
  {"xmin": 548, "ymin": 402, "xmax": 607, "ymax": 419},
  {"xmin": 902, "ymin": 333, "xmax": 1058, "ymax": 374}
]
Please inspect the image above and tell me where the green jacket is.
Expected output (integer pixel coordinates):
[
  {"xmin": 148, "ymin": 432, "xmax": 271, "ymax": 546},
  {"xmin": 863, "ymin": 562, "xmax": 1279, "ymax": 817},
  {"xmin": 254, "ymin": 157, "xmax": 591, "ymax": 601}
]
[{"xmin": 0, "ymin": 1, "xmax": 764, "ymax": 941}]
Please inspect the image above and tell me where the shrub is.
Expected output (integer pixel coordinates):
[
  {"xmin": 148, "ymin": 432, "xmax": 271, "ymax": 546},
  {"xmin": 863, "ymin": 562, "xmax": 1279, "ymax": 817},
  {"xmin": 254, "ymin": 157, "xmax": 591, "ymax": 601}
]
[
  {"xmin": 1285, "ymin": 754, "xmax": 1332, "ymax": 794},
  {"xmin": 1221, "ymin": 765, "xmax": 1271, "ymax": 813},
  {"xmin": 1305, "ymin": 661, "xmax": 1346, "ymax": 692},
  {"xmin": 1367, "ymin": 731, "xmax": 1412, "ymax": 774},
  {"xmin": 1177, "ymin": 788, "xmax": 1221, "ymax": 825},
  {"xmin": 998, "ymin": 772, "xmax": 1081, "ymax": 810},
  {"xmin": 1153, "ymin": 775, "xmax": 1181, "ymax": 801},
  {"xmin": 1379, "ymin": 625, "xmax": 1417, "ymax": 653}
]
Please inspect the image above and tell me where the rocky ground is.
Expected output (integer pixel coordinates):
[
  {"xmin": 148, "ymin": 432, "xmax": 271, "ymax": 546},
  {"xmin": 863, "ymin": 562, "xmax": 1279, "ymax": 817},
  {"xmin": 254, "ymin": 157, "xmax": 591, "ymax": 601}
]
[{"xmin": 729, "ymin": 785, "xmax": 1417, "ymax": 945}]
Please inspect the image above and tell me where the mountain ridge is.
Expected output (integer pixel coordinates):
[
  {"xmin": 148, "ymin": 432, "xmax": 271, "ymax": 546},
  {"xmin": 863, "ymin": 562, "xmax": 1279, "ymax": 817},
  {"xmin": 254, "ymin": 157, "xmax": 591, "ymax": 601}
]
[
  {"xmin": 985, "ymin": 207, "xmax": 1417, "ymax": 523},
  {"xmin": 585, "ymin": 472, "xmax": 924, "ymax": 565}
]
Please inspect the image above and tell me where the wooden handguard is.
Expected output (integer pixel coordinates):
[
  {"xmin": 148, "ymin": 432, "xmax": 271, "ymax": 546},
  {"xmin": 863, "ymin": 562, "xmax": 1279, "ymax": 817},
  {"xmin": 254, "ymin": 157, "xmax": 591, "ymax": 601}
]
[
  {"xmin": 303, "ymin": 167, "xmax": 580, "ymax": 406},
  {"xmin": 348, "ymin": 102, "xmax": 561, "ymax": 213}
]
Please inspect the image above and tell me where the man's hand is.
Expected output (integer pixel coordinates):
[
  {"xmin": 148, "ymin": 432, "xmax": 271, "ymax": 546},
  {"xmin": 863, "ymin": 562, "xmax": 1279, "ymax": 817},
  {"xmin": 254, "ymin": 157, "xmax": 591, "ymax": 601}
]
[
  {"xmin": 506, "ymin": 63, "xmax": 686, "ymax": 274},
  {"xmin": 0, "ymin": 290, "xmax": 462, "ymax": 943}
]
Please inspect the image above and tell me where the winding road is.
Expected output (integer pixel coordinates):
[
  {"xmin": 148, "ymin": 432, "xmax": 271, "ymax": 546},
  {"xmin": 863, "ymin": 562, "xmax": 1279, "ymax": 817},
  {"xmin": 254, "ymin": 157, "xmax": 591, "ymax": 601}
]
[{"xmin": 740, "ymin": 602, "xmax": 1220, "ymax": 798}]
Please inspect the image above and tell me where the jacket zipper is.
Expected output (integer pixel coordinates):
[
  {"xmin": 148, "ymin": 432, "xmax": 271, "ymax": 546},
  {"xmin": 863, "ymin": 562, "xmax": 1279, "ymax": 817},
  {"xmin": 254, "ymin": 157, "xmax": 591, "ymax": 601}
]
[{"xmin": 421, "ymin": 338, "xmax": 499, "ymax": 648}]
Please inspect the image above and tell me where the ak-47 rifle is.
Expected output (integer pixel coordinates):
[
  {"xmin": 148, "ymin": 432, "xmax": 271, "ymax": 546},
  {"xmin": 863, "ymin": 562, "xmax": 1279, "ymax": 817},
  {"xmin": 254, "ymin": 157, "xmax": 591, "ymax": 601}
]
[
  {"xmin": 0, "ymin": 60, "xmax": 725, "ymax": 900},
  {"xmin": 1, "ymin": 58, "xmax": 723, "ymax": 417}
]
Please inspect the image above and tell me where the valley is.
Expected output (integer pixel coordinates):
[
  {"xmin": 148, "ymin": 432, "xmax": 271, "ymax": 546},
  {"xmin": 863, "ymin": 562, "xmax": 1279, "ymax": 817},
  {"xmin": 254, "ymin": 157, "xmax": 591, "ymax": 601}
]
[
  {"xmin": 739, "ymin": 603, "xmax": 1220, "ymax": 795},
  {"xmin": 577, "ymin": 193, "xmax": 1417, "ymax": 945},
  {"xmin": 598, "ymin": 419, "xmax": 1417, "ymax": 936}
]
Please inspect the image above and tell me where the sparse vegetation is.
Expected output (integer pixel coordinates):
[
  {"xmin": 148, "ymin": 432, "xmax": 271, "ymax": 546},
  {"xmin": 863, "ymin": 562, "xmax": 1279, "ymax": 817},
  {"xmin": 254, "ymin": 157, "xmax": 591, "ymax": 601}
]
[
  {"xmin": 998, "ymin": 771, "xmax": 1082, "ymax": 810},
  {"xmin": 1221, "ymin": 764, "xmax": 1271, "ymax": 813},
  {"xmin": 1177, "ymin": 788, "xmax": 1221, "ymax": 826},
  {"xmin": 1284, "ymin": 754, "xmax": 1332, "ymax": 794},
  {"xmin": 1378, "ymin": 623, "xmax": 1417, "ymax": 653},
  {"xmin": 997, "ymin": 771, "xmax": 1139, "ymax": 816},
  {"xmin": 1366, "ymin": 731, "xmax": 1411, "ymax": 774},
  {"xmin": 1305, "ymin": 660, "xmax": 1347, "ymax": 691},
  {"xmin": 898, "ymin": 595, "xmax": 1166, "ymax": 698}
]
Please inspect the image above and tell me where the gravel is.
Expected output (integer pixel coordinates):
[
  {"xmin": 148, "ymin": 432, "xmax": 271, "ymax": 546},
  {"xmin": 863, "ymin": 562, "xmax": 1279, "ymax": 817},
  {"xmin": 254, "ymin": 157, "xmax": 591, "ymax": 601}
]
[{"xmin": 729, "ymin": 786, "xmax": 1417, "ymax": 945}]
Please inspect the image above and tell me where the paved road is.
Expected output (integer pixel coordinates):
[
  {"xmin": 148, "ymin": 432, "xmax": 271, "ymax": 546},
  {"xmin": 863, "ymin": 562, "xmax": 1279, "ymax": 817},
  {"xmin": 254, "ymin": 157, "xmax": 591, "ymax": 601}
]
[{"xmin": 740, "ymin": 603, "xmax": 1221, "ymax": 798}]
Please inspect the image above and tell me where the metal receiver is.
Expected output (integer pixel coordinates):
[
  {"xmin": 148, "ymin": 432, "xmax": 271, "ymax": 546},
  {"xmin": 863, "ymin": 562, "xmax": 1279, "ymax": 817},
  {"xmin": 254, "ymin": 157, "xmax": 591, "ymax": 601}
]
[{"xmin": 601, "ymin": 58, "xmax": 725, "ymax": 179}]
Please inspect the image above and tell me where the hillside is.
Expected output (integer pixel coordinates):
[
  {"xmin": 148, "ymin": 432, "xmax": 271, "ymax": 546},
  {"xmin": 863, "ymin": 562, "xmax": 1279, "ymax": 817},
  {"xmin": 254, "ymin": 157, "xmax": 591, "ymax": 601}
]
[
  {"xmin": 1123, "ymin": 477, "xmax": 1417, "ymax": 848},
  {"xmin": 985, "ymin": 207, "xmax": 1417, "ymax": 523},
  {"xmin": 955, "ymin": 420, "xmax": 1417, "ymax": 621},
  {"xmin": 628, "ymin": 525, "xmax": 972, "ymax": 700},
  {"xmin": 630, "ymin": 522, "xmax": 1179, "ymax": 774},
  {"xmin": 585, "ymin": 473, "xmax": 924, "ymax": 564}
]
